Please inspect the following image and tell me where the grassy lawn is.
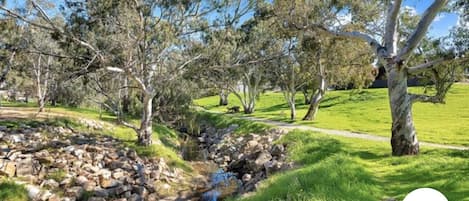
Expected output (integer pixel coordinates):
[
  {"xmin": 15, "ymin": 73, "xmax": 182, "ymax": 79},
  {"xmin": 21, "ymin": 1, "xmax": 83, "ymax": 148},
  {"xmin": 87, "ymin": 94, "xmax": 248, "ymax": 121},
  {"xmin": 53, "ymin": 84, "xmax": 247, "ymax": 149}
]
[
  {"xmin": 195, "ymin": 84, "xmax": 469, "ymax": 146},
  {"xmin": 236, "ymin": 130, "xmax": 469, "ymax": 201},
  {"xmin": 0, "ymin": 180, "xmax": 28, "ymax": 201},
  {"xmin": 0, "ymin": 105, "xmax": 189, "ymax": 170}
]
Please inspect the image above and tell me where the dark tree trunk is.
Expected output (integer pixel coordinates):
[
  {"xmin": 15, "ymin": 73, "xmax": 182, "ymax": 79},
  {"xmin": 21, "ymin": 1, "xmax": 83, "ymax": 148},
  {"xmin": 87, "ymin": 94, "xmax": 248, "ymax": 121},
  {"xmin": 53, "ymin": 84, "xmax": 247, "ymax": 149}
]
[
  {"xmin": 122, "ymin": 77, "xmax": 130, "ymax": 113},
  {"xmin": 387, "ymin": 65, "xmax": 419, "ymax": 155},
  {"xmin": 302, "ymin": 87, "xmax": 311, "ymax": 105},
  {"xmin": 243, "ymin": 104, "xmax": 254, "ymax": 114}
]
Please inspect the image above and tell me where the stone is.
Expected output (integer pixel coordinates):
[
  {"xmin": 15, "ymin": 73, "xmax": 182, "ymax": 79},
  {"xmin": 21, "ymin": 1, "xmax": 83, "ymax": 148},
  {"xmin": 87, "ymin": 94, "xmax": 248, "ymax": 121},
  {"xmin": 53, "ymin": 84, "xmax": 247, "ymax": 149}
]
[
  {"xmin": 0, "ymin": 125, "xmax": 7, "ymax": 131},
  {"xmin": 99, "ymin": 176, "xmax": 120, "ymax": 188},
  {"xmin": 36, "ymin": 153, "xmax": 54, "ymax": 164},
  {"xmin": 242, "ymin": 174, "xmax": 252, "ymax": 182},
  {"xmin": 63, "ymin": 145, "xmax": 75, "ymax": 153},
  {"xmin": 112, "ymin": 170, "xmax": 125, "ymax": 179},
  {"xmin": 88, "ymin": 197, "xmax": 106, "ymax": 201},
  {"xmin": 127, "ymin": 150, "xmax": 138, "ymax": 160},
  {"xmin": 76, "ymin": 175, "xmax": 88, "ymax": 186},
  {"xmin": 271, "ymin": 143, "xmax": 284, "ymax": 155},
  {"xmin": 106, "ymin": 152, "xmax": 119, "ymax": 160},
  {"xmin": 39, "ymin": 190, "xmax": 53, "ymax": 201},
  {"xmin": 0, "ymin": 159, "xmax": 16, "ymax": 177},
  {"xmin": 128, "ymin": 193, "xmax": 143, "ymax": 201},
  {"xmin": 6, "ymin": 150, "xmax": 21, "ymax": 160},
  {"xmin": 72, "ymin": 149, "xmax": 85, "ymax": 159},
  {"xmin": 25, "ymin": 184, "xmax": 41, "ymax": 199},
  {"xmin": 16, "ymin": 157, "xmax": 34, "ymax": 176},
  {"xmin": 65, "ymin": 186, "xmax": 84, "ymax": 198},
  {"xmin": 132, "ymin": 185, "xmax": 148, "ymax": 197},
  {"xmin": 115, "ymin": 184, "xmax": 132, "ymax": 195},
  {"xmin": 249, "ymin": 151, "xmax": 272, "ymax": 171},
  {"xmin": 41, "ymin": 179, "xmax": 59, "ymax": 189},
  {"xmin": 47, "ymin": 194, "xmax": 61, "ymax": 201}
]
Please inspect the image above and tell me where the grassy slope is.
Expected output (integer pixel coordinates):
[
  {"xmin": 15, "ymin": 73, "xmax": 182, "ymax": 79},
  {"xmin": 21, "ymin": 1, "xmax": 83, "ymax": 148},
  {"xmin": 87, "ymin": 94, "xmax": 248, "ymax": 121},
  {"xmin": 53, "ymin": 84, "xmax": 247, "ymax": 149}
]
[
  {"xmin": 237, "ymin": 130, "xmax": 469, "ymax": 201},
  {"xmin": 0, "ymin": 105, "xmax": 188, "ymax": 170},
  {"xmin": 195, "ymin": 84, "xmax": 469, "ymax": 146}
]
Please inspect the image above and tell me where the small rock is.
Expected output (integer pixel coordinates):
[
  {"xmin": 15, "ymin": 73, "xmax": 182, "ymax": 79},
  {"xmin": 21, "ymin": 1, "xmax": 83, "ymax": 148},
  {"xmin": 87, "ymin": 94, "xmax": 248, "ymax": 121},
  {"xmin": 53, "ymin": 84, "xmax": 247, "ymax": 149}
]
[
  {"xmin": 65, "ymin": 186, "xmax": 84, "ymax": 198},
  {"xmin": 16, "ymin": 157, "xmax": 35, "ymax": 176},
  {"xmin": 271, "ymin": 144, "xmax": 285, "ymax": 157},
  {"xmin": 0, "ymin": 159, "xmax": 16, "ymax": 177},
  {"xmin": 242, "ymin": 174, "xmax": 252, "ymax": 182},
  {"xmin": 99, "ymin": 176, "xmax": 120, "ymax": 188},
  {"xmin": 76, "ymin": 175, "xmax": 88, "ymax": 186},
  {"xmin": 127, "ymin": 150, "xmax": 138, "ymax": 160},
  {"xmin": 25, "ymin": 184, "xmax": 41, "ymax": 199},
  {"xmin": 41, "ymin": 179, "xmax": 59, "ymax": 189}
]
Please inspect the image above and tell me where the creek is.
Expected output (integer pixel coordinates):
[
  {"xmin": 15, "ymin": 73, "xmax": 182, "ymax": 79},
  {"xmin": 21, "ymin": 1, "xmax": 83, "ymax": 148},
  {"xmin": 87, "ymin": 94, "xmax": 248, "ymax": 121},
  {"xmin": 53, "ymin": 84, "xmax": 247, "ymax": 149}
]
[{"xmin": 181, "ymin": 134, "xmax": 242, "ymax": 201}]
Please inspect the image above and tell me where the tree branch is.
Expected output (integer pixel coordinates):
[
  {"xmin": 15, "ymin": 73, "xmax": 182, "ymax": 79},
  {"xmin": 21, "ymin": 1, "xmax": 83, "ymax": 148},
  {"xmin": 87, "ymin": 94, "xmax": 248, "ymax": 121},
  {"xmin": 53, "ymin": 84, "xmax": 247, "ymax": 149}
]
[
  {"xmin": 384, "ymin": 0, "xmax": 402, "ymax": 55},
  {"xmin": 410, "ymin": 93, "xmax": 444, "ymax": 104},
  {"xmin": 0, "ymin": 5, "xmax": 55, "ymax": 31},
  {"xmin": 407, "ymin": 57, "xmax": 446, "ymax": 74},
  {"xmin": 397, "ymin": 0, "xmax": 449, "ymax": 61}
]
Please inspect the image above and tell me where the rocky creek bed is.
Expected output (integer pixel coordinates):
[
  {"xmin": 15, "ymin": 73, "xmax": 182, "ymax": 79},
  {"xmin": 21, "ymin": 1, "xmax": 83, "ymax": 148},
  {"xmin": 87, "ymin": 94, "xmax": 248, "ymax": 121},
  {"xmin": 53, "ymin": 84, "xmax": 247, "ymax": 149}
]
[
  {"xmin": 0, "ymin": 120, "xmax": 291, "ymax": 201},
  {"xmin": 182, "ymin": 124, "xmax": 292, "ymax": 200}
]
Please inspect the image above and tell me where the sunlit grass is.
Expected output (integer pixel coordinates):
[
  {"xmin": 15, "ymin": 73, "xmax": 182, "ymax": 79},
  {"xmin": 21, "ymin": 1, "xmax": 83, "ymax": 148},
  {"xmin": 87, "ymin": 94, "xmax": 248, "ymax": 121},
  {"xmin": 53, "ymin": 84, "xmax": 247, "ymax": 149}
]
[
  {"xmin": 195, "ymin": 84, "xmax": 469, "ymax": 146},
  {"xmin": 0, "ymin": 180, "xmax": 28, "ymax": 201},
  {"xmin": 236, "ymin": 130, "xmax": 469, "ymax": 201}
]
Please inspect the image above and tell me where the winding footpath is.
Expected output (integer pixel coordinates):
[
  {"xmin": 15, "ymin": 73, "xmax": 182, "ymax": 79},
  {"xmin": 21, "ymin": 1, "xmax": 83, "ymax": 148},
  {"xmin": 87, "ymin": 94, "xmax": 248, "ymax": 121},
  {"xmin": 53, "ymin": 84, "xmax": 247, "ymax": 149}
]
[{"xmin": 234, "ymin": 115, "xmax": 469, "ymax": 151}]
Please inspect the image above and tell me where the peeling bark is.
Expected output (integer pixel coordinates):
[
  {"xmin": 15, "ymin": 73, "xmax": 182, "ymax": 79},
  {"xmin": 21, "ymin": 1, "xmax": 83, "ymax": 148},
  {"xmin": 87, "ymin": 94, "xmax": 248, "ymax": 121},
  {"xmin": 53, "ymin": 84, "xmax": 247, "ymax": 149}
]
[{"xmin": 387, "ymin": 65, "xmax": 419, "ymax": 155}]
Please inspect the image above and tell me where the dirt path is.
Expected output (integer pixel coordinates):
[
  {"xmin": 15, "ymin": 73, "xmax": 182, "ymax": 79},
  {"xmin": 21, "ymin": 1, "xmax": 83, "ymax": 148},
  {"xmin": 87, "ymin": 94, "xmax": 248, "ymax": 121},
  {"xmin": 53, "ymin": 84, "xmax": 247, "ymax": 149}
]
[
  {"xmin": 0, "ymin": 107, "xmax": 68, "ymax": 120},
  {"xmin": 237, "ymin": 116, "xmax": 469, "ymax": 151}
]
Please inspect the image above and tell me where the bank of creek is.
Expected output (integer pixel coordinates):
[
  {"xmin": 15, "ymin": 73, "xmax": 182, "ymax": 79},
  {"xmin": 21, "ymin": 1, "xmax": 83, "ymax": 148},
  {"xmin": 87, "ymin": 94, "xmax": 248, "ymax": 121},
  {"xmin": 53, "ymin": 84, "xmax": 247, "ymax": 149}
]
[
  {"xmin": 0, "ymin": 117, "xmax": 291, "ymax": 200},
  {"xmin": 181, "ymin": 123, "xmax": 292, "ymax": 201}
]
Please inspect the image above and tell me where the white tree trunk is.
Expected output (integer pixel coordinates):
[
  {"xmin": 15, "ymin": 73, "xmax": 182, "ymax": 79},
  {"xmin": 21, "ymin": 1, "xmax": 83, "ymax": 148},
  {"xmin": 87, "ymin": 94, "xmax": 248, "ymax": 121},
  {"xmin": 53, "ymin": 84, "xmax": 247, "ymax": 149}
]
[
  {"xmin": 138, "ymin": 94, "xmax": 153, "ymax": 146},
  {"xmin": 387, "ymin": 64, "xmax": 419, "ymax": 155},
  {"xmin": 219, "ymin": 89, "xmax": 229, "ymax": 106},
  {"xmin": 303, "ymin": 77, "xmax": 326, "ymax": 121}
]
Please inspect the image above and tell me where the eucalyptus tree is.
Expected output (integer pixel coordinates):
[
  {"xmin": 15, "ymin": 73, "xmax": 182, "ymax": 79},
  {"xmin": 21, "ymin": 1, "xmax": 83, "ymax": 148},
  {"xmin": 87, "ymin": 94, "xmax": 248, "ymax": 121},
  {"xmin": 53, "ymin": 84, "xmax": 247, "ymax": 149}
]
[
  {"xmin": 0, "ymin": 0, "xmax": 216, "ymax": 146},
  {"xmin": 276, "ymin": 0, "xmax": 466, "ymax": 155}
]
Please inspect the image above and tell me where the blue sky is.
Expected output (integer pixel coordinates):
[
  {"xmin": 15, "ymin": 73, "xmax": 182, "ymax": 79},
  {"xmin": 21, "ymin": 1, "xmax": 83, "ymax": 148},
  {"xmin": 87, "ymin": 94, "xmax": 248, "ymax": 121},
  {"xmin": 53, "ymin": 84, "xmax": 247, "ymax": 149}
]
[
  {"xmin": 403, "ymin": 0, "xmax": 459, "ymax": 38},
  {"xmin": 4, "ymin": 0, "xmax": 459, "ymax": 38}
]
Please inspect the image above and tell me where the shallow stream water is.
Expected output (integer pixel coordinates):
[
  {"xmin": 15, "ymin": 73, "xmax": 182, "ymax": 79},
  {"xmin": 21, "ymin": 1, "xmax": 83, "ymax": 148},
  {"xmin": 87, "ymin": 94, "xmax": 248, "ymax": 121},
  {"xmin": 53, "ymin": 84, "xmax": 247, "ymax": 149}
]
[{"xmin": 181, "ymin": 135, "xmax": 242, "ymax": 201}]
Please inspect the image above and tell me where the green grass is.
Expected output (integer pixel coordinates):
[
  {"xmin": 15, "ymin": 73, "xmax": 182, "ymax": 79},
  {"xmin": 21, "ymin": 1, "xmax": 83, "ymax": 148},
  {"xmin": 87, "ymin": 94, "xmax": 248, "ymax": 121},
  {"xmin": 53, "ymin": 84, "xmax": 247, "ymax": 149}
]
[
  {"xmin": 0, "ymin": 180, "xmax": 28, "ymax": 201},
  {"xmin": 195, "ymin": 84, "xmax": 469, "ymax": 146},
  {"xmin": 0, "ymin": 105, "xmax": 189, "ymax": 170},
  {"xmin": 236, "ymin": 130, "xmax": 469, "ymax": 201},
  {"xmin": 196, "ymin": 112, "xmax": 272, "ymax": 135}
]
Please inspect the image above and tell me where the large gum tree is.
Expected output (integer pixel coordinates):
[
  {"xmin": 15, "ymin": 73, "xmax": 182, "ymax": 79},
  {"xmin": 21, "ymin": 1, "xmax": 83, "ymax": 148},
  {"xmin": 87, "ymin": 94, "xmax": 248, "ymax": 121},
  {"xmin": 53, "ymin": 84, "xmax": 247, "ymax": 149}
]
[{"xmin": 279, "ymin": 0, "xmax": 465, "ymax": 155}]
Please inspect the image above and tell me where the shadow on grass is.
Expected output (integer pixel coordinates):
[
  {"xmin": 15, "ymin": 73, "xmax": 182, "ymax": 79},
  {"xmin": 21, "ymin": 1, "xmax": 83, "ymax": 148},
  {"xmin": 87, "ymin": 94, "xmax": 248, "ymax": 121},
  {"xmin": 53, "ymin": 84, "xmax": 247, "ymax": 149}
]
[
  {"xmin": 382, "ymin": 149, "xmax": 469, "ymax": 201},
  {"xmin": 241, "ymin": 130, "xmax": 468, "ymax": 201}
]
